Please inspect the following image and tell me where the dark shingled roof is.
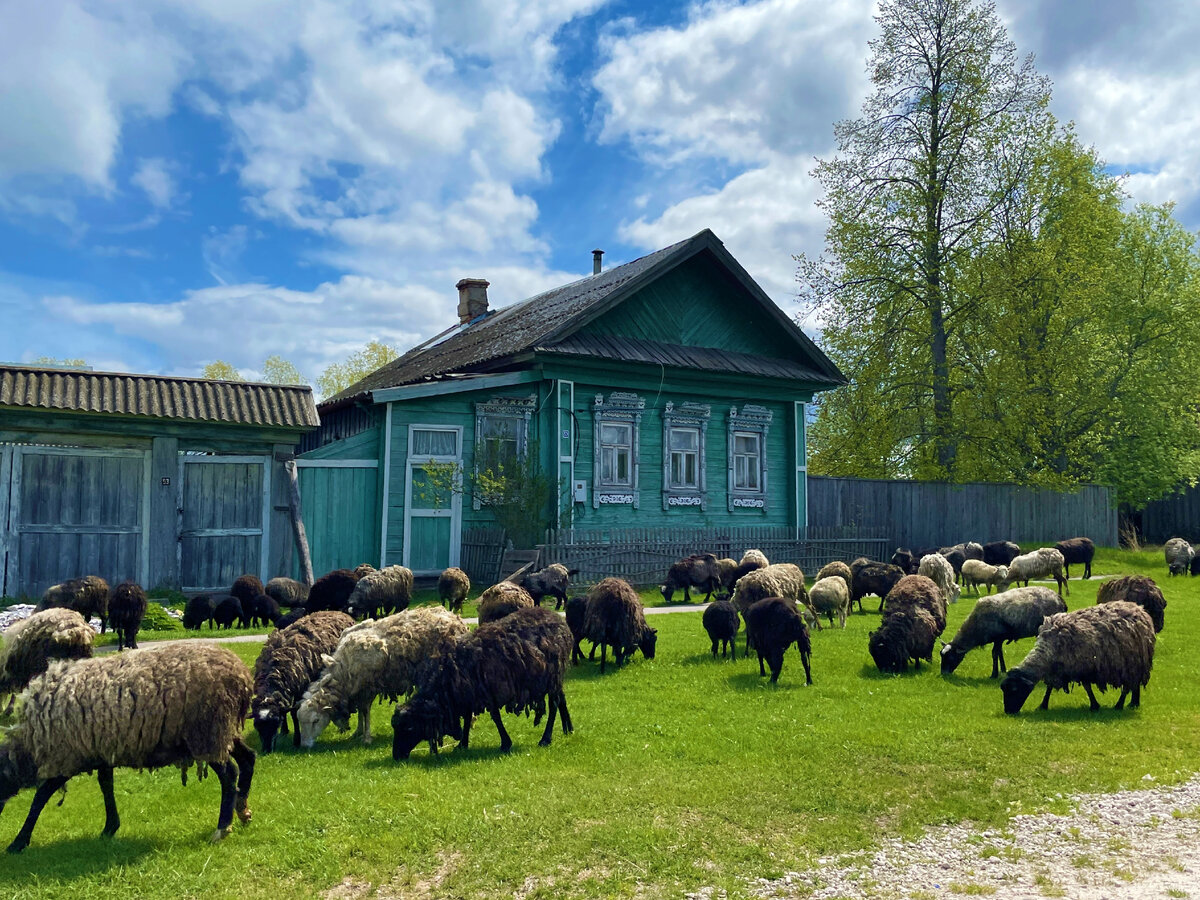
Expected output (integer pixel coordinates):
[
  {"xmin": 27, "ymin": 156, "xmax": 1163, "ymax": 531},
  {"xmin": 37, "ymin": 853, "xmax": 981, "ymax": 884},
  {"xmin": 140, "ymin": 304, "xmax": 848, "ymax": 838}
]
[
  {"xmin": 321, "ymin": 228, "xmax": 844, "ymax": 409},
  {"xmin": 0, "ymin": 365, "xmax": 319, "ymax": 429}
]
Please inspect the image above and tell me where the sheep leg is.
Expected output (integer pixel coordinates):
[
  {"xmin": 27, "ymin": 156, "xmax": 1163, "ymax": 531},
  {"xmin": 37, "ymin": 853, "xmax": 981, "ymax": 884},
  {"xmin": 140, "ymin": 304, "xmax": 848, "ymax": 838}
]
[
  {"xmin": 1083, "ymin": 683, "xmax": 1100, "ymax": 712},
  {"xmin": 538, "ymin": 698, "xmax": 558, "ymax": 747},
  {"xmin": 1040, "ymin": 686, "xmax": 1053, "ymax": 710},
  {"xmin": 210, "ymin": 760, "xmax": 238, "ymax": 842},
  {"xmin": 231, "ymin": 737, "xmax": 255, "ymax": 823},
  {"xmin": 1132, "ymin": 685, "xmax": 1141, "ymax": 708},
  {"xmin": 358, "ymin": 703, "xmax": 373, "ymax": 744},
  {"xmin": 6, "ymin": 775, "xmax": 70, "ymax": 853},
  {"xmin": 557, "ymin": 692, "xmax": 573, "ymax": 734},
  {"xmin": 757, "ymin": 652, "xmax": 767, "ymax": 677},
  {"xmin": 799, "ymin": 647, "xmax": 813, "ymax": 686},
  {"xmin": 598, "ymin": 642, "xmax": 607, "ymax": 674},
  {"xmin": 290, "ymin": 711, "xmax": 301, "ymax": 747},
  {"xmin": 1115, "ymin": 688, "xmax": 1129, "ymax": 710},
  {"xmin": 710, "ymin": 639, "xmax": 719, "ymax": 659},
  {"xmin": 488, "ymin": 705, "xmax": 513, "ymax": 752},
  {"xmin": 98, "ymin": 765, "xmax": 120, "ymax": 837},
  {"xmin": 990, "ymin": 642, "xmax": 1003, "ymax": 679}
]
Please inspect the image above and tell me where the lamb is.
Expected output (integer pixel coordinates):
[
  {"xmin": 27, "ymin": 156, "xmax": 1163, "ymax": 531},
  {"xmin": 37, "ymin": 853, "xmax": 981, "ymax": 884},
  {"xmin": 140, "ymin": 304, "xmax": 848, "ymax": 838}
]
[
  {"xmin": 939, "ymin": 586, "xmax": 1066, "ymax": 677},
  {"xmin": 513, "ymin": 563, "xmax": 578, "ymax": 610},
  {"xmin": 702, "ymin": 600, "xmax": 740, "ymax": 659},
  {"xmin": 583, "ymin": 577, "xmax": 658, "ymax": 674},
  {"xmin": 740, "ymin": 549, "xmax": 769, "ymax": 568},
  {"xmin": 297, "ymin": 606, "xmax": 469, "ymax": 747},
  {"xmin": 660, "ymin": 553, "xmax": 722, "ymax": 603},
  {"xmin": 182, "ymin": 593, "xmax": 216, "ymax": 630},
  {"xmin": 0, "ymin": 643, "xmax": 254, "ymax": 851},
  {"xmin": 252, "ymin": 611, "xmax": 355, "ymax": 753},
  {"xmin": 108, "ymin": 581, "xmax": 147, "ymax": 650},
  {"xmin": 305, "ymin": 569, "xmax": 360, "ymax": 613},
  {"xmin": 212, "ymin": 594, "xmax": 247, "ymax": 629},
  {"xmin": 37, "ymin": 575, "xmax": 110, "ymax": 633},
  {"xmin": 982, "ymin": 541, "xmax": 1021, "ymax": 567},
  {"xmin": 391, "ymin": 606, "xmax": 573, "ymax": 759},
  {"xmin": 230, "ymin": 574, "xmax": 264, "ymax": 611},
  {"xmin": 1006, "ymin": 548, "xmax": 1069, "ymax": 596},
  {"xmin": 850, "ymin": 561, "xmax": 905, "ymax": 613},
  {"xmin": 868, "ymin": 575, "xmax": 947, "ymax": 674},
  {"xmin": 1164, "ymin": 538, "xmax": 1194, "ymax": 576},
  {"xmin": 564, "ymin": 595, "xmax": 590, "ymax": 665},
  {"xmin": 918, "ymin": 553, "xmax": 961, "ymax": 605},
  {"xmin": 247, "ymin": 593, "xmax": 280, "ymax": 628},
  {"xmin": 347, "ymin": 565, "xmax": 413, "ymax": 619},
  {"xmin": 960, "ymin": 559, "xmax": 1010, "ymax": 597},
  {"xmin": 744, "ymin": 597, "xmax": 812, "ymax": 685},
  {"xmin": 1054, "ymin": 537, "xmax": 1095, "ymax": 580},
  {"xmin": 1000, "ymin": 602, "xmax": 1156, "ymax": 713},
  {"xmin": 438, "ymin": 567, "xmax": 471, "ymax": 614},
  {"xmin": 808, "ymin": 576, "xmax": 851, "ymax": 629},
  {"xmin": 0, "ymin": 609, "xmax": 94, "ymax": 712},
  {"xmin": 476, "ymin": 581, "xmax": 535, "ymax": 624},
  {"xmin": 1097, "ymin": 575, "xmax": 1166, "ymax": 633},
  {"xmin": 265, "ymin": 576, "xmax": 309, "ymax": 609},
  {"xmin": 815, "ymin": 560, "xmax": 853, "ymax": 593}
]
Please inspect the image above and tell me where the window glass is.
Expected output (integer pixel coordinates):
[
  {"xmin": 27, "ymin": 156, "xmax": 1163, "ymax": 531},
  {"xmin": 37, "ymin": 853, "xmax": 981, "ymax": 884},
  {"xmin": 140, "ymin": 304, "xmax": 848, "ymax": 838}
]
[
  {"xmin": 733, "ymin": 431, "xmax": 760, "ymax": 491},
  {"xmin": 479, "ymin": 416, "xmax": 521, "ymax": 465},
  {"xmin": 412, "ymin": 428, "xmax": 458, "ymax": 457},
  {"xmin": 668, "ymin": 426, "xmax": 700, "ymax": 489},
  {"xmin": 599, "ymin": 422, "xmax": 633, "ymax": 486}
]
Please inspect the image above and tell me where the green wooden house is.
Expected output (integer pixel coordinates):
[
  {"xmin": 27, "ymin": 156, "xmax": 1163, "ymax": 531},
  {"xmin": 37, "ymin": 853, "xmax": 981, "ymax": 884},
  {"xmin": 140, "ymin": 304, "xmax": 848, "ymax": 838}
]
[{"xmin": 301, "ymin": 229, "xmax": 846, "ymax": 576}]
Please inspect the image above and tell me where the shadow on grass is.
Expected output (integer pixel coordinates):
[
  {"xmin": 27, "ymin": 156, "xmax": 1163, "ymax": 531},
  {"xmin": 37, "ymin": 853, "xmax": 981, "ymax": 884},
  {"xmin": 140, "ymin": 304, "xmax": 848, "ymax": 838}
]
[
  {"xmin": 941, "ymin": 672, "xmax": 1003, "ymax": 688},
  {"xmin": 1007, "ymin": 702, "xmax": 1143, "ymax": 722},
  {"xmin": 0, "ymin": 835, "xmax": 155, "ymax": 879},
  {"xmin": 725, "ymin": 670, "xmax": 810, "ymax": 691},
  {"xmin": 362, "ymin": 743, "xmax": 516, "ymax": 770},
  {"xmin": 857, "ymin": 662, "xmax": 937, "ymax": 681},
  {"xmin": 677, "ymin": 651, "xmax": 743, "ymax": 667}
]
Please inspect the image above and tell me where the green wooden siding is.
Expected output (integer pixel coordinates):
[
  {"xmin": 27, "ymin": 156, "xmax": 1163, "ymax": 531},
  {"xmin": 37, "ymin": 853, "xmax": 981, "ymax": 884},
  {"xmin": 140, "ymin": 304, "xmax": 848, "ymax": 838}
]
[
  {"xmin": 295, "ymin": 465, "xmax": 380, "ymax": 574},
  {"xmin": 299, "ymin": 426, "xmax": 378, "ymax": 460}
]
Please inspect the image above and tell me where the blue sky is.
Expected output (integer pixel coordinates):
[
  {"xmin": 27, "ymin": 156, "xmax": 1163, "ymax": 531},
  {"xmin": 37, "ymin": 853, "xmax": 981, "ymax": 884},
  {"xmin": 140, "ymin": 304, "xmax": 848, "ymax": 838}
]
[{"xmin": 2, "ymin": 0, "xmax": 1198, "ymax": 390}]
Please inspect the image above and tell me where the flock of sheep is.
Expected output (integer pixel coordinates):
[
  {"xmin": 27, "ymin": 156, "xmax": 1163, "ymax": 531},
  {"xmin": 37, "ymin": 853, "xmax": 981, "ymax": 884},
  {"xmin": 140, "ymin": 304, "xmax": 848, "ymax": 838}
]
[{"xmin": 0, "ymin": 532, "xmax": 1180, "ymax": 855}]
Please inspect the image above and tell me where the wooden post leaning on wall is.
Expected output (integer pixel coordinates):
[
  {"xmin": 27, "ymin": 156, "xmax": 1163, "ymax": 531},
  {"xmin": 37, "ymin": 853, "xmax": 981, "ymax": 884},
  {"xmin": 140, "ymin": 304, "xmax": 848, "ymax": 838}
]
[{"xmin": 283, "ymin": 457, "xmax": 315, "ymax": 586}]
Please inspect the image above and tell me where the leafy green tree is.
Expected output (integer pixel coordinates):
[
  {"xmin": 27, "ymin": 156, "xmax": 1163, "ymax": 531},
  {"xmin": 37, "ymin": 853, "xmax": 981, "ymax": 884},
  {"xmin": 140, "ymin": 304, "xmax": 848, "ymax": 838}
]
[
  {"xmin": 202, "ymin": 360, "xmax": 241, "ymax": 380},
  {"xmin": 262, "ymin": 355, "xmax": 308, "ymax": 386},
  {"xmin": 317, "ymin": 341, "xmax": 398, "ymax": 399},
  {"xmin": 801, "ymin": 0, "xmax": 1052, "ymax": 478}
]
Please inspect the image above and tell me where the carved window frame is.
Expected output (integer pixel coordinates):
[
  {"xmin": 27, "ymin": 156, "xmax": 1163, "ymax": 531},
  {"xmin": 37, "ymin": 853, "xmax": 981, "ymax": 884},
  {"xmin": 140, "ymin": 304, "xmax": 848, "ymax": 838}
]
[
  {"xmin": 661, "ymin": 401, "xmax": 710, "ymax": 510},
  {"xmin": 593, "ymin": 391, "xmax": 643, "ymax": 508},
  {"xmin": 727, "ymin": 404, "xmax": 772, "ymax": 512},
  {"xmin": 473, "ymin": 395, "xmax": 536, "ymax": 510}
]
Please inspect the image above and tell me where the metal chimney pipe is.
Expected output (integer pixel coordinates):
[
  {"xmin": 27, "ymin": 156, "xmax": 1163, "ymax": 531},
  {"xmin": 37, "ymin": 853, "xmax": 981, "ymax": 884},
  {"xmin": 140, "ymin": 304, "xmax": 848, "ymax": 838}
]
[{"xmin": 592, "ymin": 249, "xmax": 604, "ymax": 275}]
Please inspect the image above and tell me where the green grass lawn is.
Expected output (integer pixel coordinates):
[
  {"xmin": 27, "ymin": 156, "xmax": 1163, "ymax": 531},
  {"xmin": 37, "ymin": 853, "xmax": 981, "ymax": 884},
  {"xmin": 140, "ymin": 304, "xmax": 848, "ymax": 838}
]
[{"xmin": 1, "ymin": 549, "xmax": 1198, "ymax": 899}]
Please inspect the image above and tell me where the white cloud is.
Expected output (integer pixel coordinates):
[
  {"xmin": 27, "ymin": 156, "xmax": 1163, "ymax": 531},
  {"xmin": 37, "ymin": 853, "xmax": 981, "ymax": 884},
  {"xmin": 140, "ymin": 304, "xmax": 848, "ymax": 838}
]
[{"xmin": 131, "ymin": 158, "xmax": 178, "ymax": 209}]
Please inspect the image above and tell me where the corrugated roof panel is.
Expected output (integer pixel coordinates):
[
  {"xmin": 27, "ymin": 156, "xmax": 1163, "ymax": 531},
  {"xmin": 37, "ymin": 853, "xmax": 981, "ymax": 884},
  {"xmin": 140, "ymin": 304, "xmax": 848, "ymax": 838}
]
[{"xmin": 0, "ymin": 366, "xmax": 319, "ymax": 429}]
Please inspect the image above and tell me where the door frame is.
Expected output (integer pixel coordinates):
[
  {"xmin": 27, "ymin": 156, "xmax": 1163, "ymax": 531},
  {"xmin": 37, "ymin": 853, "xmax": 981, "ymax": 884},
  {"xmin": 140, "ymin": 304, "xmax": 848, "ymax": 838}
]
[
  {"xmin": 177, "ymin": 453, "xmax": 271, "ymax": 589},
  {"xmin": 402, "ymin": 424, "xmax": 462, "ymax": 574}
]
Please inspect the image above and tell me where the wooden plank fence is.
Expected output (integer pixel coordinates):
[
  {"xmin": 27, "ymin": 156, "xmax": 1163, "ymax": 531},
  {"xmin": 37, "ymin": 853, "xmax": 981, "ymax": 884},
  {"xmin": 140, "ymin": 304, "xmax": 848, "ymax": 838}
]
[
  {"xmin": 460, "ymin": 525, "xmax": 506, "ymax": 584},
  {"xmin": 1141, "ymin": 485, "xmax": 1200, "ymax": 545}
]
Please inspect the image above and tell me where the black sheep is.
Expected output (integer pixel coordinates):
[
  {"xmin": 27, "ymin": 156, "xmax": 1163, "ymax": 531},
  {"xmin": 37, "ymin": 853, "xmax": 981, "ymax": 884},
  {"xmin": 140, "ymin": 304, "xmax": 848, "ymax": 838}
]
[
  {"xmin": 1192, "ymin": 554, "xmax": 1200, "ymax": 577},
  {"xmin": 564, "ymin": 596, "xmax": 590, "ymax": 665},
  {"xmin": 982, "ymin": 541, "xmax": 1021, "ymax": 567},
  {"xmin": 890, "ymin": 548, "xmax": 917, "ymax": 574},
  {"xmin": 182, "ymin": 593, "xmax": 216, "ymax": 630},
  {"xmin": 247, "ymin": 593, "xmax": 280, "ymax": 628},
  {"xmin": 272, "ymin": 609, "xmax": 306, "ymax": 630},
  {"xmin": 660, "ymin": 553, "xmax": 722, "ymax": 603},
  {"xmin": 850, "ymin": 562, "xmax": 905, "ymax": 613},
  {"xmin": 265, "ymin": 577, "xmax": 309, "ymax": 609},
  {"xmin": 1054, "ymin": 537, "xmax": 1095, "ymax": 580},
  {"xmin": 868, "ymin": 575, "xmax": 947, "ymax": 674},
  {"xmin": 936, "ymin": 547, "xmax": 967, "ymax": 582},
  {"xmin": 512, "ymin": 564, "xmax": 577, "ymax": 610},
  {"xmin": 583, "ymin": 578, "xmax": 658, "ymax": 673},
  {"xmin": 230, "ymin": 574, "xmax": 264, "ymax": 611},
  {"xmin": 108, "ymin": 581, "xmax": 147, "ymax": 651},
  {"xmin": 305, "ymin": 569, "xmax": 359, "ymax": 613},
  {"xmin": 702, "ymin": 600, "xmax": 739, "ymax": 660},
  {"xmin": 211, "ymin": 595, "xmax": 246, "ymax": 630},
  {"xmin": 743, "ymin": 597, "xmax": 812, "ymax": 684},
  {"xmin": 391, "ymin": 606, "xmax": 574, "ymax": 758}
]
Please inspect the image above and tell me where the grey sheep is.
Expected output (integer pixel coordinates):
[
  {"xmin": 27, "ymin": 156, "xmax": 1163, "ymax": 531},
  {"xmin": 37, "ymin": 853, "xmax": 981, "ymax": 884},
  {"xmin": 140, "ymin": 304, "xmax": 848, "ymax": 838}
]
[
  {"xmin": 744, "ymin": 597, "xmax": 812, "ymax": 685},
  {"xmin": 702, "ymin": 600, "xmax": 740, "ymax": 659},
  {"xmin": 740, "ymin": 549, "xmax": 770, "ymax": 568},
  {"xmin": 253, "ymin": 611, "xmax": 355, "ymax": 753},
  {"xmin": 939, "ymin": 586, "xmax": 1066, "ymax": 677},
  {"xmin": 297, "ymin": 606, "xmax": 469, "ymax": 747},
  {"xmin": 347, "ymin": 565, "xmax": 413, "ymax": 619},
  {"xmin": 660, "ymin": 553, "xmax": 722, "ymax": 603},
  {"xmin": 266, "ymin": 576, "xmax": 310, "ymax": 609},
  {"xmin": 477, "ymin": 581, "xmax": 536, "ymax": 624},
  {"xmin": 108, "ymin": 581, "xmax": 147, "ymax": 651},
  {"xmin": 1164, "ymin": 538, "xmax": 1193, "ymax": 576},
  {"xmin": 583, "ymin": 577, "xmax": 658, "ymax": 674},
  {"xmin": 868, "ymin": 575, "xmax": 947, "ymax": 674},
  {"xmin": 0, "ymin": 643, "xmax": 255, "ymax": 851},
  {"xmin": 815, "ymin": 560, "xmax": 853, "ymax": 594},
  {"xmin": 438, "ymin": 567, "xmax": 471, "ymax": 614},
  {"xmin": 37, "ymin": 576, "xmax": 110, "ymax": 633},
  {"xmin": 960, "ymin": 559, "xmax": 1010, "ymax": 597},
  {"xmin": 512, "ymin": 563, "xmax": 577, "ymax": 610},
  {"xmin": 808, "ymin": 576, "xmax": 851, "ymax": 629},
  {"xmin": 0, "ymin": 609, "xmax": 94, "ymax": 713},
  {"xmin": 1006, "ymin": 548, "xmax": 1069, "ymax": 597},
  {"xmin": 391, "ymin": 607, "xmax": 573, "ymax": 759},
  {"xmin": 1001, "ymin": 602, "xmax": 1156, "ymax": 713},
  {"xmin": 1097, "ymin": 575, "xmax": 1166, "ymax": 633}
]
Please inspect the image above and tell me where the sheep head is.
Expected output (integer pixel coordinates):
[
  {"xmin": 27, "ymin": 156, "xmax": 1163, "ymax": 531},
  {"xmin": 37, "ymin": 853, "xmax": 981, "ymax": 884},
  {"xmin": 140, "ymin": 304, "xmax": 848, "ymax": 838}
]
[
  {"xmin": 391, "ymin": 696, "xmax": 454, "ymax": 761},
  {"xmin": 0, "ymin": 743, "xmax": 37, "ymax": 808},
  {"xmin": 939, "ymin": 642, "xmax": 967, "ymax": 676},
  {"xmin": 253, "ymin": 695, "xmax": 286, "ymax": 754},
  {"xmin": 638, "ymin": 627, "xmax": 658, "ymax": 660},
  {"xmin": 999, "ymin": 668, "xmax": 1039, "ymax": 714}
]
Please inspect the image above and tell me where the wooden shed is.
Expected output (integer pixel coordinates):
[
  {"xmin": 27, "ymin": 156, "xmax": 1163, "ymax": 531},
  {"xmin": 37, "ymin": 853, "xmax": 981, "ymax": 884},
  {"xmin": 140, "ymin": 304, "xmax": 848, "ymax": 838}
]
[{"xmin": 0, "ymin": 365, "xmax": 319, "ymax": 598}]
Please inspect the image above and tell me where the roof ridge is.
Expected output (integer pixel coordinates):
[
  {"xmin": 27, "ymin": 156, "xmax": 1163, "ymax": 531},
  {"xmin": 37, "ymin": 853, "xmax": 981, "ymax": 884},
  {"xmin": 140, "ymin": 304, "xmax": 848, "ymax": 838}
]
[{"xmin": 0, "ymin": 363, "xmax": 316, "ymax": 393}]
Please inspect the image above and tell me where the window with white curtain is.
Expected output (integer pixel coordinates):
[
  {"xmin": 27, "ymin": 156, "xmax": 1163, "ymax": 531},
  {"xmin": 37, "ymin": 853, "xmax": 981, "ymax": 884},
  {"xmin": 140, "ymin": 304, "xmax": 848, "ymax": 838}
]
[
  {"xmin": 592, "ymin": 392, "xmax": 644, "ymax": 508},
  {"xmin": 727, "ymin": 404, "xmax": 772, "ymax": 511}
]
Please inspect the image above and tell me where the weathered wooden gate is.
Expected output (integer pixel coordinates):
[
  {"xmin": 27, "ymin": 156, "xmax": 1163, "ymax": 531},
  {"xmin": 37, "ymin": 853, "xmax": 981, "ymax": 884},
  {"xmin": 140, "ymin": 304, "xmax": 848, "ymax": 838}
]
[
  {"xmin": 294, "ymin": 459, "xmax": 380, "ymax": 575},
  {"xmin": 178, "ymin": 455, "xmax": 271, "ymax": 591},
  {"xmin": 1, "ymin": 445, "xmax": 148, "ymax": 598}
]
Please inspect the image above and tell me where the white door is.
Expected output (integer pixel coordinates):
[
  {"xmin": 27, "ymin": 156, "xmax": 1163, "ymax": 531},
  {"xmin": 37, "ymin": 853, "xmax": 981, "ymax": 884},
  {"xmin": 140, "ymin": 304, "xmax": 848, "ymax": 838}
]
[{"xmin": 403, "ymin": 426, "xmax": 462, "ymax": 574}]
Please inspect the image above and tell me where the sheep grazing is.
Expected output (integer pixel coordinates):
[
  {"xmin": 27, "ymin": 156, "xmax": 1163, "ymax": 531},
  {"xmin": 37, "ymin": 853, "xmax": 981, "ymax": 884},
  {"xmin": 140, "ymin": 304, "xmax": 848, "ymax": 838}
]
[
  {"xmin": 476, "ymin": 581, "xmax": 535, "ymax": 624},
  {"xmin": 305, "ymin": 569, "xmax": 360, "ymax": 613},
  {"xmin": 438, "ymin": 567, "xmax": 471, "ymax": 614},
  {"xmin": 182, "ymin": 593, "xmax": 216, "ymax": 630},
  {"xmin": 230, "ymin": 574, "xmax": 264, "ymax": 611},
  {"xmin": 252, "ymin": 611, "xmax": 355, "ymax": 753},
  {"xmin": 583, "ymin": 577, "xmax": 657, "ymax": 674},
  {"xmin": 108, "ymin": 581, "xmax": 147, "ymax": 650},
  {"xmin": 702, "ymin": 600, "xmax": 740, "ymax": 659},
  {"xmin": 660, "ymin": 553, "xmax": 722, "ymax": 604},
  {"xmin": 1054, "ymin": 537, "xmax": 1095, "ymax": 580},
  {"xmin": 266, "ymin": 576, "xmax": 309, "ymax": 609},
  {"xmin": 247, "ymin": 593, "xmax": 280, "ymax": 628},
  {"xmin": 347, "ymin": 565, "xmax": 414, "ymax": 619},
  {"xmin": 982, "ymin": 541, "xmax": 1021, "ymax": 567},
  {"xmin": 1000, "ymin": 602, "xmax": 1156, "ymax": 714},
  {"xmin": 391, "ymin": 606, "xmax": 573, "ymax": 759},
  {"xmin": 1164, "ymin": 538, "xmax": 1194, "ymax": 576},
  {"xmin": 0, "ymin": 643, "xmax": 255, "ymax": 851},
  {"xmin": 850, "ymin": 561, "xmax": 905, "ymax": 614},
  {"xmin": 564, "ymin": 595, "xmax": 590, "ymax": 665},
  {"xmin": 297, "ymin": 606, "xmax": 469, "ymax": 747},
  {"xmin": 211, "ymin": 594, "xmax": 247, "ymax": 629},
  {"xmin": 918, "ymin": 553, "xmax": 961, "ymax": 605},
  {"xmin": 868, "ymin": 575, "xmax": 947, "ymax": 674},
  {"xmin": 815, "ymin": 560, "xmax": 853, "ymax": 593},
  {"xmin": 939, "ymin": 586, "xmax": 1066, "ymax": 677},
  {"xmin": 1006, "ymin": 548, "xmax": 1069, "ymax": 597},
  {"xmin": 808, "ymin": 576, "xmax": 851, "ymax": 629},
  {"xmin": 0, "ymin": 609, "xmax": 94, "ymax": 712},
  {"xmin": 1097, "ymin": 575, "xmax": 1166, "ymax": 633},
  {"xmin": 731, "ymin": 564, "xmax": 809, "ymax": 645},
  {"xmin": 960, "ymin": 560, "xmax": 1010, "ymax": 597},
  {"xmin": 744, "ymin": 597, "xmax": 812, "ymax": 684},
  {"xmin": 511, "ymin": 563, "xmax": 578, "ymax": 610},
  {"xmin": 37, "ymin": 575, "xmax": 110, "ymax": 633}
]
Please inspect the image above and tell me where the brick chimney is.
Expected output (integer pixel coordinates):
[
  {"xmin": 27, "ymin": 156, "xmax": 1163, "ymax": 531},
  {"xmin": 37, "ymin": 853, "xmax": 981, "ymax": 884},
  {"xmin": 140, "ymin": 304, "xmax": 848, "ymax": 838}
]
[{"xmin": 456, "ymin": 278, "xmax": 490, "ymax": 324}]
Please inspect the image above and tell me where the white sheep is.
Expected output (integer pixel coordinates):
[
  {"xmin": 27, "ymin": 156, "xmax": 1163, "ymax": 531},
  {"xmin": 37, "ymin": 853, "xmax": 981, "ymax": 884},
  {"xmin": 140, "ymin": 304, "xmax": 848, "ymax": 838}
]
[
  {"xmin": 346, "ymin": 565, "xmax": 414, "ymax": 619},
  {"xmin": 1006, "ymin": 548, "xmax": 1069, "ymax": 597},
  {"xmin": 960, "ymin": 559, "xmax": 1010, "ymax": 596},
  {"xmin": 1164, "ymin": 538, "xmax": 1194, "ymax": 576},
  {"xmin": 808, "ymin": 576, "xmax": 851, "ymax": 629},
  {"xmin": 918, "ymin": 553, "xmax": 961, "ymax": 605}
]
